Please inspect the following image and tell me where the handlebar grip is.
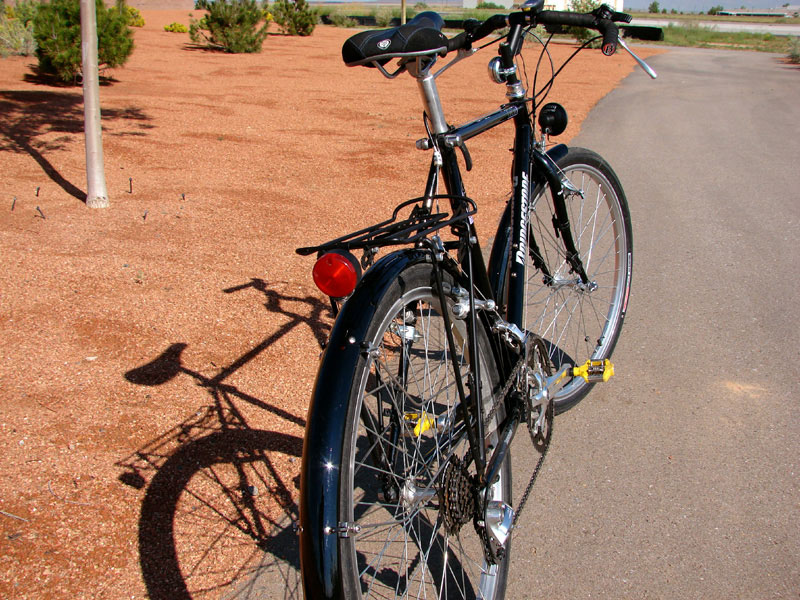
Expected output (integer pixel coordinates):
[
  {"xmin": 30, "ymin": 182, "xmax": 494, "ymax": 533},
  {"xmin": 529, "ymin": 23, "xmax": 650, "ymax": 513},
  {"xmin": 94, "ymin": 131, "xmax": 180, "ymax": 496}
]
[
  {"xmin": 446, "ymin": 31, "xmax": 469, "ymax": 53},
  {"xmin": 537, "ymin": 10, "xmax": 595, "ymax": 28},
  {"xmin": 537, "ymin": 10, "xmax": 618, "ymax": 56},
  {"xmin": 598, "ymin": 20, "xmax": 619, "ymax": 55}
]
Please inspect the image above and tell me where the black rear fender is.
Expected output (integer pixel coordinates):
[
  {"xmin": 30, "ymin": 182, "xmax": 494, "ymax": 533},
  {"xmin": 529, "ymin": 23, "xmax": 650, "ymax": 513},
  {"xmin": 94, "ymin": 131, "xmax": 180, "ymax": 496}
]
[{"xmin": 299, "ymin": 249, "xmax": 433, "ymax": 599}]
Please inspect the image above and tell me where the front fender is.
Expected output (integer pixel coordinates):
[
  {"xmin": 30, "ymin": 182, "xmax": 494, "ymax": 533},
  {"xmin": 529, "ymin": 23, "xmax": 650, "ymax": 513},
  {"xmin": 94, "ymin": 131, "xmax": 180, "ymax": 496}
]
[{"xmin": 299, "ymin": 249, "xmax": 431, "ymax": 599}]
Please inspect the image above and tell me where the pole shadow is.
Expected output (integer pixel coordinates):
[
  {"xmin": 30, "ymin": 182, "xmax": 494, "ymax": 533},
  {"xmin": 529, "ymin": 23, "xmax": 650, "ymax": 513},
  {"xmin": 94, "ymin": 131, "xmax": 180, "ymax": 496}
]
[
  {"xmin": 0, "ymin": 90, "xmax": 153, "ymax": 202},
  {"xmin": 118, "ymin": 279, "xmax": 332, "ymax": 599}
]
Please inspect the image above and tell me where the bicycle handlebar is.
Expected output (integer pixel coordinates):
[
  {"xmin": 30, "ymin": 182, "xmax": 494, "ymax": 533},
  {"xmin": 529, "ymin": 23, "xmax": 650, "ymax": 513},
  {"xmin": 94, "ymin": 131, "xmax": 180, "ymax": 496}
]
[{"xmin": 447, "ymin": 4, "xmax": 631, "ymax": 57}]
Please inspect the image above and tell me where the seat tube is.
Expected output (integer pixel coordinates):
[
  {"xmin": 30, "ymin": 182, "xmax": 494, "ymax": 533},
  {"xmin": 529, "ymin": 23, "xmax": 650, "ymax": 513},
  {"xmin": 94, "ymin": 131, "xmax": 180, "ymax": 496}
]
[{"xmin": 414, "ymin": 68, "xmax": 447, "ymax": 134}]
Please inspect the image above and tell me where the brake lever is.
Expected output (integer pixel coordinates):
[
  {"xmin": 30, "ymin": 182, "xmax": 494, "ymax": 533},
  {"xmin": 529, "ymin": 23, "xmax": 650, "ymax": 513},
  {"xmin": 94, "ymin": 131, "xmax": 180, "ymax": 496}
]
[
  {"xmin": 617, "ymin": 36, "xmax": 658, "ymax": 79},
  {"xmin": 456, "ymin": 139, "xmax": 473, "ymax": 172}
]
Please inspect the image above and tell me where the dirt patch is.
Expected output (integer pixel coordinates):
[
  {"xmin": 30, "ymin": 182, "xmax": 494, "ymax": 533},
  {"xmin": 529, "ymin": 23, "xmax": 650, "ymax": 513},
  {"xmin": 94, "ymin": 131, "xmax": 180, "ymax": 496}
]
[{"xmin": 0, "ymin": 13, "xmax": 661, "ymax": 599}]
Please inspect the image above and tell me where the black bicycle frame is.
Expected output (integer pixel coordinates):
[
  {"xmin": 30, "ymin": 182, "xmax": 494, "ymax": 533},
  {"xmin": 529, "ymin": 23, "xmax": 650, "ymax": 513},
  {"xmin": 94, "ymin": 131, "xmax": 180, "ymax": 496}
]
[
  {"xmin": 427, "ymin": 74, "xmax": 585, "ymax": 488},
  {"xmin": 299, "ymin": 20, "xmax": 595, "ymax": 595}
]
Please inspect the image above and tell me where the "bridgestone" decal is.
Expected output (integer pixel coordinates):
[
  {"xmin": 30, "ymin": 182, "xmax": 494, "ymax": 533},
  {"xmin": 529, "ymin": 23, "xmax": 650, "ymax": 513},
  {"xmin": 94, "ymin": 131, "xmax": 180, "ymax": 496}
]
[{"xmin": 514, "ymin": 171, "xmax": 530, "ymax": 265}]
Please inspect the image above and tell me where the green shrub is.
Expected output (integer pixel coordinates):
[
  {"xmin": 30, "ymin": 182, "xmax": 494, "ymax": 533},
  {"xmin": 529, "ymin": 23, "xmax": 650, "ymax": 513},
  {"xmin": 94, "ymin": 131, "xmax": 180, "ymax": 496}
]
[
  {"xmin": 272, "ymin": 0, "xmax": 317, "ymax": 36},
  {"xmin": 5, "ymin": 0, "xmax": 38, "ymax": 25},
  {"xmin": 372, "ymin": 7, "xmax": 393, "ymax": 27},
  {"xmin": 0, "ymin": 13, "xmax": 36, "ymax": 57},
  {"xmin": 32, "ymin": 0, "xmax": 133, "ymax": 82},
  {"xmin": 123, "ymin": 5, "xmax": 145, "ymax": 27},
  {"xmin": 413, "ymin": 2, "xmax": 429, "ymax": 9},
  {"xmin": 328, "ymin": 11, "xmax": 357, "ymax": 28},
  {"xmin": 190, "ymin": 0, "xmax": 269, "ymax": 52},
  {"xmin": 788, "ymin": 36, "xmax": 800, "ymax": 64},
  {"xmin": 164, "ymin": 21, "xmax": 188, "ymax": 33},
  {"xmin": 476, "ymin": 2, "xmax": 503, "ymax": 9}
]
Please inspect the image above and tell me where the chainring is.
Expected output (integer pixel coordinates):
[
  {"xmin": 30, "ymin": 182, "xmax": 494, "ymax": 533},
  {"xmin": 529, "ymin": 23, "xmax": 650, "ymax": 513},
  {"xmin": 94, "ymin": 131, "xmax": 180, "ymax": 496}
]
[{"xmin": 525, "ymin": 335, "xmax": 554, "ymax": 451}]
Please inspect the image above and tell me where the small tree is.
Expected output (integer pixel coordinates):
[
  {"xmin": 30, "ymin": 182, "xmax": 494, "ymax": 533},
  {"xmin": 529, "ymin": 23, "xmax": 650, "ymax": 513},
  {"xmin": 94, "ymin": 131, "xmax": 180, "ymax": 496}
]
[
  {"xmin": 648, "ymin": 1, "xmax": 660, "ymax": 13},
  {"xmin": 707, "ymin": 5, "xmax": 724, "ymax": 15},
  {"xmin": 33, "ymin": 0, "xmax": 133, "ymax": 83},
  {"xmin": 272, "ymin": 0, "xmax": 317, "ymax": 36},
  {"xmin": 190, "ymin": 0, "xmax": 269, "ymax": 52}
]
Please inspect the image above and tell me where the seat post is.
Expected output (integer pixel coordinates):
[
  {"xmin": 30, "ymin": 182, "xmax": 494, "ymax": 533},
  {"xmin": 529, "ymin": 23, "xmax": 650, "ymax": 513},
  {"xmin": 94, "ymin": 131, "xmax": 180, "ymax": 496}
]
[{"xmin": 409, "ymin": 59, "xmax": 447, "ymax": 134}]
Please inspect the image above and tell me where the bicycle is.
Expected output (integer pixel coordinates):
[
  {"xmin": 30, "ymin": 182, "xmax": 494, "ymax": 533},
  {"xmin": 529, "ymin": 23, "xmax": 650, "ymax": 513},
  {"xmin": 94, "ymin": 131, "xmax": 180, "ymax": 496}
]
[{"xmin": 295, "ymin": 1, "xmax": 656, "ymax": 597}]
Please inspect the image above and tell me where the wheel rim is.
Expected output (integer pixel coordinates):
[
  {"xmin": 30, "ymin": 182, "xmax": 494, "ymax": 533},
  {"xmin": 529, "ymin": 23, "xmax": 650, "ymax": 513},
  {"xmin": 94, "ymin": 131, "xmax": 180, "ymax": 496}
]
[
  {"xmin": 525, "ymin": 163, "xmax": 629, "ymax": 403},
  {"xmin": 343, "ymin": 286, "xmax": 506, "ymax": 599}
]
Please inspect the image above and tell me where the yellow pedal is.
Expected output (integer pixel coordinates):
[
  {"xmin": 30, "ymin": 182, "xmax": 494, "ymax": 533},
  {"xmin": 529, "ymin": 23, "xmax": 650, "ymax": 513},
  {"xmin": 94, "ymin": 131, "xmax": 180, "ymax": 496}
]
[
  {"xmin": 573, "ymin": 359, "xmax": 615, "ymax": 383},
  {"xmin": 404, "ymin": 412, "xmax": 436, "ymax": 436}
]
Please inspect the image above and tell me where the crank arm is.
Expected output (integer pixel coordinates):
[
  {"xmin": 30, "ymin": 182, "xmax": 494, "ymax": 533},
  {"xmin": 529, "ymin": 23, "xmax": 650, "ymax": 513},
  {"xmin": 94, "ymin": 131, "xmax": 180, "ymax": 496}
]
[{"xmin": 531, "ymin": 364, "xmax": 573, "ymax": 406}]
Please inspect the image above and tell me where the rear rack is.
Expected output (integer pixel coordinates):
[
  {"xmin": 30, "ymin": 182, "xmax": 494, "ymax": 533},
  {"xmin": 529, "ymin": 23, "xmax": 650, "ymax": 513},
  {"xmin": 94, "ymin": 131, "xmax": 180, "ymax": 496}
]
[{"xmin": 296, "ymin": 195, "xmax": 477, "ymax": 256}]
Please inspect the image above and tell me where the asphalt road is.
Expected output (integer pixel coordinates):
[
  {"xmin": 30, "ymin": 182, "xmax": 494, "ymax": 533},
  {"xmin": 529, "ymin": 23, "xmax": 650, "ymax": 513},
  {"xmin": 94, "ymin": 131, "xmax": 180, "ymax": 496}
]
[
  {"xmin": 506, "ymin": 47, "xmax": 800, "ymax": 599},
  {"xmin": 238, "ymin": 47, "xmax": 800, "ymax": 599}
]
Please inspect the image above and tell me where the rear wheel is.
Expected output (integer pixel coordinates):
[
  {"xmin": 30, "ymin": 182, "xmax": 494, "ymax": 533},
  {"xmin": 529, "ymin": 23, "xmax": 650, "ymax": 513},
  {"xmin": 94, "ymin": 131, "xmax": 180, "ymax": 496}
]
[
  {"xmin": 338, "ymin": 262, "xmax": 511, "ymax": 599},
  {"xmin": 524, "ymin": 147, "xmax": 632, "ymax": 411}
]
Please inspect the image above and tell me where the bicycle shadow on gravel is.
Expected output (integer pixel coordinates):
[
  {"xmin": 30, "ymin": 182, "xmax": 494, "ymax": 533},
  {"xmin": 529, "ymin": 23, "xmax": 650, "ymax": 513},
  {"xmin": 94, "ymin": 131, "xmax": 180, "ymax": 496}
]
[{"xmin": 117, "ymin": 279, "xmax": 332, "ymax": 599}]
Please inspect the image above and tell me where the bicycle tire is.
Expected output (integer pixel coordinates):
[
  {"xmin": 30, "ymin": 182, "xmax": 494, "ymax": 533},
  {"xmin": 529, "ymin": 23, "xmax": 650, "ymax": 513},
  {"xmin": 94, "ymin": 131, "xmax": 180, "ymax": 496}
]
[
  {"xmin": 491, "ymin": 147, "xmax": 632, "ymax": 412},
  {"xmin": 527, "ymin": 147, "xmax": 632, "ymax": 411},
  {"xmin": 337, "ymin": 261, "xmax": 511, "ymax": 599}
]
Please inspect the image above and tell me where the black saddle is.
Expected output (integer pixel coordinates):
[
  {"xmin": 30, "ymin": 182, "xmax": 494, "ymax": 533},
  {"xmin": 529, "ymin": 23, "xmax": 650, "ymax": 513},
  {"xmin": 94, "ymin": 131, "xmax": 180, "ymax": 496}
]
[{"xmin": 342, "ymin": 12, "xmax": 449, "ymax": 68}]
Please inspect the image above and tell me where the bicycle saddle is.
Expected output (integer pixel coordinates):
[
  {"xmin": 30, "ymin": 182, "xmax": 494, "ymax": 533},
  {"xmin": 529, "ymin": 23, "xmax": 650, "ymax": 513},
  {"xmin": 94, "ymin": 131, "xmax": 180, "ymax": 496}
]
[{"xmin": 342, "ymin": 11, "xmax": 448, "ymax": 68}]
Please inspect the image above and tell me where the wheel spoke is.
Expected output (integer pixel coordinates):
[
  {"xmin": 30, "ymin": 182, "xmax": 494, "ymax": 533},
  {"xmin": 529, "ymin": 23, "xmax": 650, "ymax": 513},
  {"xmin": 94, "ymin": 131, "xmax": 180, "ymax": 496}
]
[{"xmin": 339, "ymin": 270, "xmax": 508, "ymax": 598}]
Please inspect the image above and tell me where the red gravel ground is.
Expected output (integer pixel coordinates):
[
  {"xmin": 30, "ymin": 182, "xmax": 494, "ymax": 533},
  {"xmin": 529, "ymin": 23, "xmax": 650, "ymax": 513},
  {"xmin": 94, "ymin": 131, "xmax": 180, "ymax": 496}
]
[{"xmin": 0, "ymin": 10, "xmax": 660, "ymax": 599}]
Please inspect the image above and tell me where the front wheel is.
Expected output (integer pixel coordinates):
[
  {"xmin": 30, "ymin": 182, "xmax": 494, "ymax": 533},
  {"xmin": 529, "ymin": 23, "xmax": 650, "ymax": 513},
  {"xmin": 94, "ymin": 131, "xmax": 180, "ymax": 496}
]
[
  {"xmin": 494, "ymin": 147, "xmax": 632, "ymax": 412},
  {"xmin": 338, "ymin": 262, "xmax": 510, "ymax": 599}
]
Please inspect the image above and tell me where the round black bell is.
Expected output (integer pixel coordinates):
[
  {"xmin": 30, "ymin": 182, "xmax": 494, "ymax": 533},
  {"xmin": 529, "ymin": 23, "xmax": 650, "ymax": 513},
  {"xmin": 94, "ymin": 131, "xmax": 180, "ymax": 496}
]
[{"xmin": 537, "ymin": 103, "xmax": 568, "ymax": 137}]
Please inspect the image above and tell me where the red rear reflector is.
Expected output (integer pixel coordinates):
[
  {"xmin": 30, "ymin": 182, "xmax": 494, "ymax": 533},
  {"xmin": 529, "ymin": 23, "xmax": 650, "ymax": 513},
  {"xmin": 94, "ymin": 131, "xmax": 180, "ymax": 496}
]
[{"xmin": 312, "ymin": 252, "xmax": 359, "ymax": 298}]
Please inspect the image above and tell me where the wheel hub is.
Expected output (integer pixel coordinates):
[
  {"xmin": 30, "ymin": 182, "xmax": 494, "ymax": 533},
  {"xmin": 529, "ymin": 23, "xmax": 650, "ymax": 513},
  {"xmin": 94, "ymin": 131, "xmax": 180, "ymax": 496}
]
[{"xmin": 551, "ymin": 276, "xmax": 597, "ymax": 293}]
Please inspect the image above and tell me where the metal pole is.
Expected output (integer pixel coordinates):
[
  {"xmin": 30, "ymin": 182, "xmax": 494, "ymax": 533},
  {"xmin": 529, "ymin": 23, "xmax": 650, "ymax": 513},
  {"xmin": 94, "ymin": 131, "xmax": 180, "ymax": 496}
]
[{"xmin": 81, "ymin": 0, "xmax": 109, "ymax": 208}]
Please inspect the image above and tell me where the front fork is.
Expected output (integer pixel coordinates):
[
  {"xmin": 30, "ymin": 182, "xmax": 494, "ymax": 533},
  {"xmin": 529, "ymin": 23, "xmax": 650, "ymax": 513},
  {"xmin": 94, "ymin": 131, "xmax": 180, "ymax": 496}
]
[
  {"xmin": 531, "ymin": 149, "xmax": 590, "ymax": 285},
  {"xmin": 507, "ymin": 132, "xmax": 589, "ymax": 327}
]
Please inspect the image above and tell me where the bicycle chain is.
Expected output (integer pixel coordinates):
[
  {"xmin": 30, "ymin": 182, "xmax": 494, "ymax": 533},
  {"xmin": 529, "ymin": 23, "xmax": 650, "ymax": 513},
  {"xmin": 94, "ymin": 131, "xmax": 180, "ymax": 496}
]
[
  {"xmin": 475, "ymin": 335, "xmax": 554, "ymax": 558},
  {"xmin": 513, "ymin": 399, "xmax": 553, "ymax": 529},
  {"xmin": 514, "ymin": 336, "xmax": 554, "ymax": 528}
]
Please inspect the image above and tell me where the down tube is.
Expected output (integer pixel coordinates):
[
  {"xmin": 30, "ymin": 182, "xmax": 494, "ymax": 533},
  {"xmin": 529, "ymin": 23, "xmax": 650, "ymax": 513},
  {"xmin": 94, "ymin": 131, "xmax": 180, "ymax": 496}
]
[{"xmin": 505, "ymin": 116, "xmax": 533, "ymax": 329}]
